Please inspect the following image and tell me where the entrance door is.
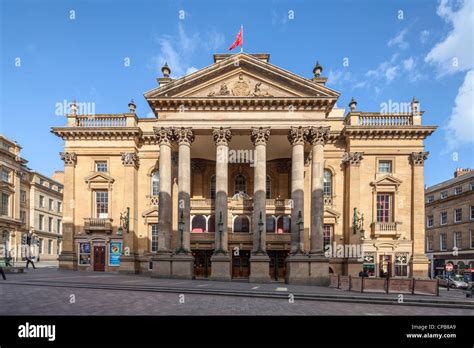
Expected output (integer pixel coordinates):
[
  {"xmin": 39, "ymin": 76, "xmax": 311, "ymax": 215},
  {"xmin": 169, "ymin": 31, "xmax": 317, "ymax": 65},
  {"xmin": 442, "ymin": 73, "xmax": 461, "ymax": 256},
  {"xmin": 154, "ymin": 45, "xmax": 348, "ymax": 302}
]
[
  {"xmin": 269, "ymin": 251, "xmax": 289, "ymax": 281},
  {"xmin": 93, "ymin": 246, "xmax": 105, "ymax": 272},
  {"xmin": 193, "ymin": 250, "xmax": 212, "ymax": 278},
  {"xmin": 379, "ymin": 255, "xmax": 392, "ymax": 277},
  {"xmin": 232, "ymin": 250, "xmax": 250, "ymax": 279}
]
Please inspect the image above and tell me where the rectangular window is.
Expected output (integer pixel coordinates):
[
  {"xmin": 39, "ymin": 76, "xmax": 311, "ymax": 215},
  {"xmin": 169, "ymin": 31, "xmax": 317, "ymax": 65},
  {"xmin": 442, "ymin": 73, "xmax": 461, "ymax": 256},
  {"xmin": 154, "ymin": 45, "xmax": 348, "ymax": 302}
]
[
  {"xmin": 48, "ymin": 240, "xmax": 52, "ymax": 254},
  {"xmin": 378, "ymin": 160, "xmax": 392, "ymax": 173},
  {"xmin": 95, "ymin": 161, "xmax": 108, "ymax": 172},
  {"xmin": 39, "ymin": 195, "xmax": 44, "ymax": 207},
  {"xmin": 454, "ymin": 208, "xmax": 462, "ymax": 223},
  {"xmin": 39, "ymin": 215, "xmax": 44, "ymax": 230},
  {"xmin": 440, "ymin": 191, "xmax": 448, "ymax": 199},
  {"xmin": 0, "ymin": 192, "xmax": 9, "ymax": 216},
  {"xmin": 323, "ymin": 225, "xmax": 332, "ymax": 250},
  {"xmin": 440, "ymin": 211, "xmax": 448, "ymax": 225},
  {"xmin": 57, "ymin": 220, "xmax": 61, "ymax": 234},
  {"xmin": 440, "ymin": 234, "xmax": 447, "ymax": 251},
  {"xmin": 471, "ymin": 230, "xmax": 474, "ymax": 249},
  {"xmin": 426, "ymin": 236, "xmax": 433, "ymax": 252},
  {"xmin": 78, "ymin": 243, "xmax": 91, "ymax": 265},
  {"xmin": 48, "ymin": 217, "xmax": 53, "ymax": 232},
  {"xmin": 471, "ymin": 182, "xmax": 474, "ymax": 191},
  {"xmin": 49, "ymin": 199, "xmax": 54, "ymax": 211},
  {"xmin": 95, "ymin": 191, "xmax": 108, "ymax": 218},
  {"xmin": 57, "ymin": 201, "xmax": 62, "ymax": 213},
  {"xmin": 39, "ymin": 238, "xmax": 43, "ymax": 254},
  {"xmin": 427, "ymin": 215, "xmax": 434, "ymax": 228},
  {"xmin": 394, "ymin": 254, "xmax": 408, "ymax": 277},
  {"xmin": 151, "ymin": 224, "xmax": 159, "ymax": 252},
  {"xmin": 20, "ymin": 210, "xmax": 26, "ymax": 223},
  {"xmin": 471, "ymin": 206, "xmax": 474, "ymax": 220},
  {"xmin": 454, "ymin": 232, "xmax": 462, "ymax": 249},
  {"xmin": 377, "ymin": 193, "xmax": 392, "ymax": 222},
  {"xmin": 426, "ymin": 195, "xmax": 434, "ymax": 203},
  {"xmin": 1, "ymin": 169, "xmax": 10, "ymax": 183},
  {"xmin": 20, "ymin": 190, "xmax": 27, "ymax": 203},
  {"xmin": 454, "ymin": 186, "xmax": 463, "ymax": 195}
]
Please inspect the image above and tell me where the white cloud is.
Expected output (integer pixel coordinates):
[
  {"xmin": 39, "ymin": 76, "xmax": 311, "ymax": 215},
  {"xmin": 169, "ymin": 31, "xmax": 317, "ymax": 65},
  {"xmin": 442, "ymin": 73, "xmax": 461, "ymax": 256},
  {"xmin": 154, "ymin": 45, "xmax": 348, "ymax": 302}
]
[
  {"xmin": 365, "ymin": 54, "xmax": 399, "ymax": 83},
  {"xmin": 150, "ymin": 23, "xmax": 224, "ymax": 78},
  {"xmin": 387, "ymin": 29, "xmax": 409, "ymax": 50},
  {"xmin": 445, "ymin": 70, "xmax": 474, "ymax": 149},
  {"xmin": 327, "ymin": 69, "xmax": 352, "ymax": 86},
  {"xmin": 420, "ymin": 30, "xmax": 430, "ymax": 44},
  {"xmin": 425, "ymin": 0, "xmax": 473, "ymax": 75},
  {"xmin": 385, "ymin": 66, "xmax": 399, "ymax": 81},
  {"xmin": 403, "ymin": 57, "xmax": 415, "ymax": 71}
]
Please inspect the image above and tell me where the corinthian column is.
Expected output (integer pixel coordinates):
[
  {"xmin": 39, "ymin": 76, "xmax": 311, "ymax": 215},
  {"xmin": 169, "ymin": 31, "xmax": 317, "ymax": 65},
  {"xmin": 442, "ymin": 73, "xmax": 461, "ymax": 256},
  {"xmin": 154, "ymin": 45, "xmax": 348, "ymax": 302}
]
[
  {"xmin": 305, "ymin": 126, "xmax": 330, "ymax": 256},
  {"xmin": 174, "ymin": 127, "xmax": 194, "ymax": 253},
  {"xmin": 410, "ymin": 151, "xmax": 430, "ymax": 277},
  {"xmin": 154, "ymin": 127, "xmax": 174, "ymax": 254},
  {"xmin": 210, "ymin": 127, "xmax": 232, "ymax": 281},
  {"xmin": 287, "ymin": 126, "xmax": 306, "ymax": 254}
]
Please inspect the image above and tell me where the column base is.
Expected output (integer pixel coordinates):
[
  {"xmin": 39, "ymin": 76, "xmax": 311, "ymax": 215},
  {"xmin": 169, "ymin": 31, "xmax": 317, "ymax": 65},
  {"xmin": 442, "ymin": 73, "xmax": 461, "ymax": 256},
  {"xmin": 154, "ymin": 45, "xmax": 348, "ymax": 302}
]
[
  {"xmin": 151, "ymin": 252, "xmax": 173, "ymax": 278},
  {"xmin": 58, "ymin": 251, "xmax": 77, "ymax": 271},
  {"xmin": 118, "ymin": 255, "xmax": 138, "ymax": 274},
  {"xmin": 411, "ymin": 254, "xmax": 430, "ymax": 278},
  {"xmin": 171, "ymin": 254, "xmax": 194, "ymax": 279},
  {"xmin": 308, "ymin": 254, "xmax": 330, "ymax": 286},
  {"xmin": 210, "ymin": 254, "xmax": 231, "ymax": 281},
  {"xmin": 249, "ymin": 254, "xmax": 271, "ymax": 283},
  {"xmin": 285, "ymin": 254, "xmax": 309, "ymax": 285}
]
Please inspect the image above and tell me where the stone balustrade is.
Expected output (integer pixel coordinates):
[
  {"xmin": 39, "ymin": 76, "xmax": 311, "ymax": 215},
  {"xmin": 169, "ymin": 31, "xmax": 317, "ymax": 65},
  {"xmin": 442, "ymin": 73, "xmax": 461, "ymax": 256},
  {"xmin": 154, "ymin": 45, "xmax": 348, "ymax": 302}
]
[{"xmin": 371, "ymin": 221, "xmax": 401, "ymax": 238}]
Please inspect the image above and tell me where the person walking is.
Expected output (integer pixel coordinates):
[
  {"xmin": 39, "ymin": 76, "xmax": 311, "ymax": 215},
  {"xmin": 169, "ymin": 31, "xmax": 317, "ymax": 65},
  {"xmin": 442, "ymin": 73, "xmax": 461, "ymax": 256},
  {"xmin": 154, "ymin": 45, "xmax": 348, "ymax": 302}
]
[
  {"xmin": 0, "ymin": 266, "xmax": 6, "ymax": 280},
  {"xmin": 5, "ymin": 249, "xmax": 13, "ymax": 267},
  {"xmin": 25, "ymin": 255, "xmax": 36, "ymax": 269}
]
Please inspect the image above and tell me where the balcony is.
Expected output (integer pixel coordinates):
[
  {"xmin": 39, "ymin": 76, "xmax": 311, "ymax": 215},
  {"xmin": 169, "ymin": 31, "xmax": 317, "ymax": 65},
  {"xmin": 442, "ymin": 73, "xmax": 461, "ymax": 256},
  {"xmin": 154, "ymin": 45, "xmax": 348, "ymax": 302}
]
[
  {"xmin": 371, "ymin": 222, "xmax": 401, "ymax": 238},
  {"xmin": 84, "ymin": 218, "xmax": 113, "ymax": 234}
]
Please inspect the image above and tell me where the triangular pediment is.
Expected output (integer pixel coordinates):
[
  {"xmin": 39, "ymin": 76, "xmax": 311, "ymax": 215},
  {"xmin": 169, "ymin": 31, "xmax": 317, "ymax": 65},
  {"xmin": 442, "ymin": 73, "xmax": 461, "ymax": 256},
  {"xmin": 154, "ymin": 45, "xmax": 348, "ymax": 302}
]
[
  {"xmin": 84, "ymin": 172, "xmax": 115, "ymax": 184},
  {"xmin": 142, "ymin": 207, "xmax": 158, "ymax": 218},
  {"xmin": 144, "ymin": 53, "xmax": 340, "ymax": 100},
  {"xmin": 370, "ymin": 174, "xmax": 403, "ymax": 188}
]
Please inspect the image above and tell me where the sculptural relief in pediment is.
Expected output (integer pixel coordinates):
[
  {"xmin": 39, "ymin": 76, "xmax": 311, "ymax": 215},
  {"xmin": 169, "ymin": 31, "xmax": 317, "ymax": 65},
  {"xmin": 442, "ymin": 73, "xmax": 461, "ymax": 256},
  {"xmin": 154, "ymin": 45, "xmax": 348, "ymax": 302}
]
[{"xmin": 206, "ymin": 73, "xmax": 275, "ymax": 97}]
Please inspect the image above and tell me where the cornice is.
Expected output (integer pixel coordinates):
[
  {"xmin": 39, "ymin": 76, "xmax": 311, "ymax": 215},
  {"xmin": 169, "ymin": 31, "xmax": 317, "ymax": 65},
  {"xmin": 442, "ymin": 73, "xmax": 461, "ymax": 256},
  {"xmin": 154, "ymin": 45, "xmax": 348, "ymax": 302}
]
[
  {"xmin": 51, "ymin": 127, "xmax": 142, "ymax": 141},
  {"xmin": 342, "ymin": 126, "xmax": 437, "ymax": 140}
]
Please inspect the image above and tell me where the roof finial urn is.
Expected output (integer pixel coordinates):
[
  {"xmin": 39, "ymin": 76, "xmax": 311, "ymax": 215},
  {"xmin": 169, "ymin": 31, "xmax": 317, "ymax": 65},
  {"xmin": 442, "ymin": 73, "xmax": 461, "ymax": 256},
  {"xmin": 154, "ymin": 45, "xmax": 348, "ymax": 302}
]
[
  {"xmin": 161, "ymin": 62, "xmax": 171, "ymax": 78},
  {"xmin": 128, "ymin": 99, "xmax": 136, "ymax": 113},
  {"xmin": 313, "ymin": 61, "xmax": 323, "ymax": 78},
  {"xmin": 349, "ymin": 97, "xmax": 357, "ymax": 112}
]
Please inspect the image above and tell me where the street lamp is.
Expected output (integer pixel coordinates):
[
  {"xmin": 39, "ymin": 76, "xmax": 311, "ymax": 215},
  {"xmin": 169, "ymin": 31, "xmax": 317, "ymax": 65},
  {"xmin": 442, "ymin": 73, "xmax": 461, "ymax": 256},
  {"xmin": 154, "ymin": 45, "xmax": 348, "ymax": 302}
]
[
  {"xmin": 254, "ymin": 211, "xmax": 265, "ymax": 255},
  {"xmin": 214, "ymin": 211, "xmax": 227, "ymax": 255},
  {"xmin": 292, "ymin": 210, "xmax": 304, "ymax": 255}
]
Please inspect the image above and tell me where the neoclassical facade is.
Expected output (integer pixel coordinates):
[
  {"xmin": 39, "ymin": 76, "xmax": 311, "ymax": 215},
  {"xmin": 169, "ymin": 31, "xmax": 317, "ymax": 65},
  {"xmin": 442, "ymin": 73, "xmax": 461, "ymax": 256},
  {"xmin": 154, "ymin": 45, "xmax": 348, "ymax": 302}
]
[{"xmin": 52, "ymin": 53, "xmax": 436, "ymax": 283}]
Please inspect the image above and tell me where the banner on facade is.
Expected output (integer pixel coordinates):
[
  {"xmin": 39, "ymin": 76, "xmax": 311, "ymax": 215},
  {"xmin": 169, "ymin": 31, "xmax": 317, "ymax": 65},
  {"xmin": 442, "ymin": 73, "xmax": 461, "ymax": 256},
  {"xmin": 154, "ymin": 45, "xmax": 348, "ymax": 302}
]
[{"xmin": 109, "ymin": 242, "xmax": 122, "ymax": 266}]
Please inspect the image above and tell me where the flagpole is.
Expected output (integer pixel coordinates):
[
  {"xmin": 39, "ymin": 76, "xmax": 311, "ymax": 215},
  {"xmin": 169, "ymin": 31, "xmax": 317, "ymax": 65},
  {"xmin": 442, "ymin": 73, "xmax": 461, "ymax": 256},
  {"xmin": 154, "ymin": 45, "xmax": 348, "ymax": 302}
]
[{"xmin": 240, "ymin": 25, "xmax": 243, "ymax": 53}]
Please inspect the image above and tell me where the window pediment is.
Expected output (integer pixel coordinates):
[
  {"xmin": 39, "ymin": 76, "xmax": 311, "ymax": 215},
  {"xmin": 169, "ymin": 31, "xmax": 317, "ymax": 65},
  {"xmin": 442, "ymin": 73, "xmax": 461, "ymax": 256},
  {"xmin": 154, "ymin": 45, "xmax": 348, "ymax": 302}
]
[
  {"xmin": 324, "ymin": 207, "xmax": 341, "ymax": 224},
  {"xmin": 370, "ymin": 174, "xmax": 402, "ymax": 192},
  {"xmin": 84, "ymin": 173, "xmax": 115, "ymax": 190}
]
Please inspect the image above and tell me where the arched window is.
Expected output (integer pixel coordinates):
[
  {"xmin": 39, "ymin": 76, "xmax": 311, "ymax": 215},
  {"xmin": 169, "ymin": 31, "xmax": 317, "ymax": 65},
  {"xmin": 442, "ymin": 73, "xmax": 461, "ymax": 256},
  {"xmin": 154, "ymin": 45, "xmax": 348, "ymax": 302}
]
[
  {"xmin": 192, "ymin": 215, "xmax": 206, "ymax": 233},
  {"xmin": 266, "ymin": 175, "xmax": 271, "ymax": 199},
  {"xmin": 151, "ymin": 171, "xmax": 160, "ymax": 196},
  {"xmin": 276, "ymin": 216, "xmax": 291, "ymax": 234},
  {"xmin": 233, "ymin": 216, "xmax": 250, "ymax": 233},
  {"xmin": 234, "ymin": 174, "xmax": 247, "ymax": 194},
  {"xmin": 208, "ymin": 215, "xmax": 216, "ymax": 232},
  {"xmin": 210, "ymin": 175, "xmax": 216, "ymax": 199},
  {"xmin": 323, "ymin": 169, "xmax": 332, "ymax": 196},
  {"xmin": 266, "ymin": 216, "xmax": 275, "ymax": 233}
]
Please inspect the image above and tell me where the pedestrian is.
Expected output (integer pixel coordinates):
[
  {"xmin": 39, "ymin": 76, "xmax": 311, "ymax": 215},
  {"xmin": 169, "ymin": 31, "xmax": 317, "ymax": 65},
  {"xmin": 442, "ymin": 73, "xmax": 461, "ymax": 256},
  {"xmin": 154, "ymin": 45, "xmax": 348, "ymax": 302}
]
[
  {"xmin": 5, "ymin": 249, "xmax": 12, "ymax": 267},
  {"xmin": 25, "ymin": 255, "xmax": 36, "ymax": 269},
  {"xmin": 359, "ymin": 270, "xmax": 363, "ymax": 277},
  {"xmin": 0, "ymin": 266, "xmax": 5, "ymax": 280},
  {"xmin": 363, "ymin": 269, "xmax": 369, "ymax": 278}
]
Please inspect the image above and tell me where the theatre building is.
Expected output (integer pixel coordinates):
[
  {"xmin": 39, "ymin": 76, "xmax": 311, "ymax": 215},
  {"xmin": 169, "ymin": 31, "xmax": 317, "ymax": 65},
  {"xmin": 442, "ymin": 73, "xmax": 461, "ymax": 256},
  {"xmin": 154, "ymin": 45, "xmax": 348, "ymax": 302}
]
[{"xmin": 52, "ymin": 53, "xmax": 436, "ymax": 284}]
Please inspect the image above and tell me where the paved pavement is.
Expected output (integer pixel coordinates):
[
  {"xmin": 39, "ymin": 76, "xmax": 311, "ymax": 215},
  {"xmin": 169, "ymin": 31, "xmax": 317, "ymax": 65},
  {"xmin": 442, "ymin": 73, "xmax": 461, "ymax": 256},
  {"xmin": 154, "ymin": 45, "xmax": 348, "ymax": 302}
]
[{"xmin": 0, "ymin": 269, "xmax": 473, "ymax": 315}]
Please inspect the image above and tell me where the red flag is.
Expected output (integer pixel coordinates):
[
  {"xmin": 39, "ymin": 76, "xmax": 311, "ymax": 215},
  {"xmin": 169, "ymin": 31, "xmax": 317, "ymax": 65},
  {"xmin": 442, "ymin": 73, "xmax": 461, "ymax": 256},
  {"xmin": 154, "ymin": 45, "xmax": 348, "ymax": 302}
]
[{"xmin": 228, "ymin": 26, "xmax": 243, "ymax": 51}]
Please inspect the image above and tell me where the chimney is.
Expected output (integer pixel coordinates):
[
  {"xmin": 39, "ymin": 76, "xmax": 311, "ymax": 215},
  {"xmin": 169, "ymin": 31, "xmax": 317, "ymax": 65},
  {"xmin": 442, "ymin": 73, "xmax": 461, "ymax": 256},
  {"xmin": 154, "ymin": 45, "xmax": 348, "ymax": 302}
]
[{"xmin": 454, "ymin": 168, "xmax": 473, "ymax": 178}]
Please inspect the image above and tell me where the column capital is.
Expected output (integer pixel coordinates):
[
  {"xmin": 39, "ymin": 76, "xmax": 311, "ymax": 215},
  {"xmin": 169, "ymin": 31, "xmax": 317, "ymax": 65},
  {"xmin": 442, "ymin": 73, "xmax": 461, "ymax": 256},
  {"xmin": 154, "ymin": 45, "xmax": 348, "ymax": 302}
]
[
  {"xmin": 251, "ymin": 127, "xmax": 271, "ymax": 146},
  {"xmin": 154, "ymin": 127, "xmax": 174, "ymax": 146},
  {"xmin": 304, "ymin": 126, "xmax": 330, "ymax": 146},
  {"xmin": 287, "ymin": 126, "xmax": 306, "ymax": 145},
  {"xmin": 410, "ymin": 151, "xmax": 429, "ymax": 166},
  {"xmin": 121, "ymin": 152, "xmax": 140, "ymax": 168},
  {"xmin": 342, "ymin": 151, "xmax": 364, "ymax": 166},
  {"xmin": 174, "ymin": 127, "xmax": 195, "ymax": 146},
  {"xmin": 60, "ymin": 152, "xmax": 77, "ymax": 166},
  {"xmin": 212, "ymin": 127, "xmax": 232, "ymax": 146}
]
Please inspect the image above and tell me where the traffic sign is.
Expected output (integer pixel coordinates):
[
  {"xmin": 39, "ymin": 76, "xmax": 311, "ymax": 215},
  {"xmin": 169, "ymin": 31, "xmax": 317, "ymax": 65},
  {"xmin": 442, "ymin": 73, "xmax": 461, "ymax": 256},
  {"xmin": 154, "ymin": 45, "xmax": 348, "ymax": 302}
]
[{"xmin": 445, "ymin": 263, "xmax": 454, "ymax": 272}]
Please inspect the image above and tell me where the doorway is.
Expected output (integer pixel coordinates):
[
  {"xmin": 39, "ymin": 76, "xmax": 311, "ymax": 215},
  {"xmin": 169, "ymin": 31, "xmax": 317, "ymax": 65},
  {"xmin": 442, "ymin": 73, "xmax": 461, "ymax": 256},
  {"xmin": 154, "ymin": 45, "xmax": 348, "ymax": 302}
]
[
  {"xmin": 93, "ymin": 246, "xmax": 106, "ymax": 272},
  {"xmin": 193, "ymin": 250, "xmax": 212, "ymax": 278},
  {"xmin": 379, "ymin": 255, "xmax": 392, "ymax": 277},
  {"xmin": 232, "ymin": 250, "xmax": 250, "ymax": 279},
  {"xmin": 269, "ymin": 250, "xmax": 289, "ymax": 281}
]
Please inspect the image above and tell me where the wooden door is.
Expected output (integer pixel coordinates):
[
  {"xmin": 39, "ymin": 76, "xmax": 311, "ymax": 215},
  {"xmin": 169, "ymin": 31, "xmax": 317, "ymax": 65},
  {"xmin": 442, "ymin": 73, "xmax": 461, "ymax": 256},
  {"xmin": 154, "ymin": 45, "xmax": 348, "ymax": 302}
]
[
  {"xmin": 94, "ymin": 246, "xmax": 105, "ymax": 272},
  {"xmin": 269, "ymin": 251, "xmax": 288, "ymax": 281},
  {"xmin": 193, "ymin": 250, "xmax": 212, "ymax": 278},
  {"xmin": 232, "ymin": 250, "xmax": 250, "ymax": 278}
]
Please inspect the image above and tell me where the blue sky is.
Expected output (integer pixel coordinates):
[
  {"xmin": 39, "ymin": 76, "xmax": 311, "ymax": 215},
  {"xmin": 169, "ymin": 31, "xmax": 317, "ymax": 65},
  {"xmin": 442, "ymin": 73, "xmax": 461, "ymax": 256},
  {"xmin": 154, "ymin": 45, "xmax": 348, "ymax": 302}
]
[{"xmin": 1, "ymin": 0, "xmax": 472, "ymax": 186}]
